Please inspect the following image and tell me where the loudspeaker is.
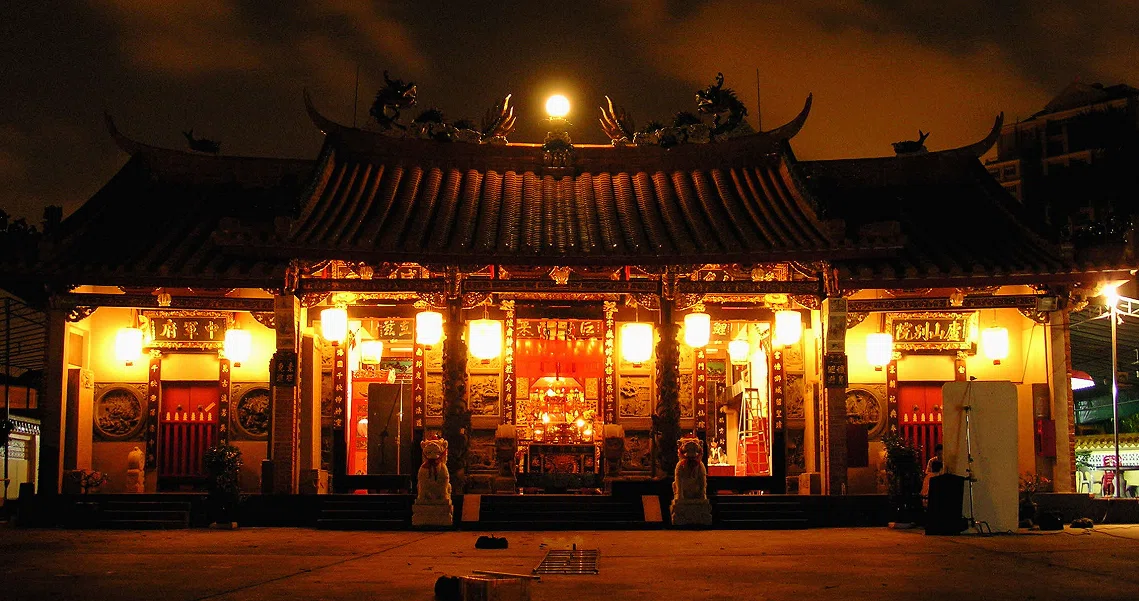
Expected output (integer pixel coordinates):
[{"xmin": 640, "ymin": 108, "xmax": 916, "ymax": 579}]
[{"xmin": 925, "ymin": 473, "xmax": 968, "ymax": 535}]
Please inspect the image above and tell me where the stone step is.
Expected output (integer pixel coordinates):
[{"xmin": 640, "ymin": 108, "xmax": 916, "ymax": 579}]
[{"xmin": 315, "ymin": 518, "xmax": 410, "ymax": 530}]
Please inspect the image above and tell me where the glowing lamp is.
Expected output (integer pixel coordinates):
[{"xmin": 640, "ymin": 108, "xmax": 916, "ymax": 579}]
[
  {"xmin": 224, "ymin": 329, "xmax": 252, "ymax": 366},
  {"xmin": 359, "ymin": 340, "xmax": 384, "ymax": 364},
  {"xmin": 684, "ymin": 311, "xmax": 711, "ymax": 348},
  {"xmin": 320, "ymin": 307, "xmax": 348, "ymax": 344},
  {"xmin": 415, "ymin": 310, "xmax": 443, "ymax": 346},
  {"xmin": 865, "ymin": 333, "xmax": 893, "ymax": 369},
  {"xmin": 469, "ymin": 319, "xmax": 503, "ymax": 361},
  {"xmin": 774, "ymin": 310, "xmax": 803, "ymax": 347},
  {"xmin": 1071, "ymin": 370, "xmax": 1095, "ymax": 391},
  {"xmin": 728, "ymin": 339, "xmax": 750, "ymax": 365},
  {"xmin": 981, "ymin": 326, "xmax": 1009, "ymax": 365},
  {"xmin": 546, "ymin": 94, "xmax": 570, "ymax": 118},
  {"xmin": 115, "ymin": 327, "xmax": 144, "ymax": 366},
  {"xmin": 620, "ymin": 322, "xmax": 654, "ymax": 364},
  {"xmin": 575, "ymin": 418, "xmax": 586, "ymax": 428}
]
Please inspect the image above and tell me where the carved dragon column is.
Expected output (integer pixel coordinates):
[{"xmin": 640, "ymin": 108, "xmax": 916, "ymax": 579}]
[
  {"xmin": 656, "ymin": 271, "xmax": 682, "ymax": 479},
  {"xmin": 441, "ymin": 270, "xmax": 470, "ymax": 493}
]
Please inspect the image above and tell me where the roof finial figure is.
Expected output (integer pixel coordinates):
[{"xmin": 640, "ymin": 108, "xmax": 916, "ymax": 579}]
[
  {"xmin": 369, "ymin": 71, "xmax": 418, "ymax": 130},
  {"xmin": 892, "ymin": 130, "xmax": 929, "ymax": 156},
  {"xmin": 696, "ymin": 72, "xmax": 749, "ymax": 137},
  {"xmin": 182, "ymin": 129, "xmax": 220, "ymax": 154}
]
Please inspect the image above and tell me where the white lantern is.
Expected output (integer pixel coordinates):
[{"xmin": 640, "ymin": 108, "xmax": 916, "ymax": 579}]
[
  {"xmin": 728, "ymin": 339, "xmax": 750, "ymax": 365},
  {"xmin": 224, "ymin": 329, "xmax": 252, "ymax": 366},
  {"xmin": 773, "ymin": 310, "xmax": 802, "ymax": 347},
  {"xmin": 415, "ymin": 310, "xmax": 443, "ymax": 346},
  {"xmin": 356, "ymin": 417, "xmax": 369, "ymax": 437},
  {"xmin": 865, "ymin": 332, "xmax": 893, "ymax": 369},
  {"xmin": 115, "ymin": 327, "xmax": 144, "ymax": 365},
  {"xmin": 320, "ymin": 307, "xmax": 348, "ymax": 344},
  {"xmin": 982, "ymin": 326, "xmax": 1009, "ymax": 364},
  {"xmin": 469, "ymin": 319, "xmax": 503, "ymax": 360},
  {"xmin": 683, "ymin": 312, "xmax": 711, "ymax": 348},
  {"xmin": 620, "ymin": 322, "xmax": 654, "ymax": 364},
  {"xmin": 359, "ymin": 340, "xmax": 384, "ymax": 364}
]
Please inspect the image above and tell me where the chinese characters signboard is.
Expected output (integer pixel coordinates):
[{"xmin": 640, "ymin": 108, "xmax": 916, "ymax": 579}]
[
  {"xmin": 143, "ymin": 310, "xmax": 230, "ymax": 351},
  {"xmin": 885, "ymin": 311, "xmax": 976, "ymax": 352},
  {"xmin": 823, "ymin": 352, "xmax": 848, "ymax": 388}
]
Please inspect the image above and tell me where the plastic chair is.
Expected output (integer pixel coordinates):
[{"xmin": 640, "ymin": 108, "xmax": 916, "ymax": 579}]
[
  {"xmin": 1077, "ymin": 471, "xmax": 1093, "ymax": 494},
  {"xmin": 1102, "ymin": 471, "xmax": 1116, "ymax": 497}
]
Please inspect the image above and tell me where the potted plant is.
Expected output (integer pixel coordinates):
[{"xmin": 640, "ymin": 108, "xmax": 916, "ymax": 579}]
[
  {"xmin": 204, "ymin": 443, "xmax": 243, "ymax": 528},
  {"xmin": 1019, "ymin": 472, "xmax": 1052, "ymax": 527},
  {"xmin": 882, "ymin": 434, "xmax": 923, "ymax": 527}
]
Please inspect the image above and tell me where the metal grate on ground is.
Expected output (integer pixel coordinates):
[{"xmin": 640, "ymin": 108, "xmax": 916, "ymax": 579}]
[{"xmin": 532, "ymin": 549, "xmax": 600, "ymax": 575}]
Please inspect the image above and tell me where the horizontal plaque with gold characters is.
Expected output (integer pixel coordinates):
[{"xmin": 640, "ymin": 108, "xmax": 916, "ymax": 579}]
[
  {"xmin": 141, "ymin": 310, "xmax": 231, "ymax": 351},
  {"xmin": 885, "ymin": 311, "xmax": 976, "ymax": 352}
]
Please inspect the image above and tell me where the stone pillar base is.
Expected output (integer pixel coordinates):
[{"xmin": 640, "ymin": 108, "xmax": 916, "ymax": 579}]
[
  {"xmin": 412, "ymin": 500, "xmax": 454, "ymax": 527},
  {"xmin": 670, "ymin": 499, "xmax": 713, "ymax": 526},
  {"xmin": 492, "ymin": 476, "xmax": 516, "ymax": 494}
]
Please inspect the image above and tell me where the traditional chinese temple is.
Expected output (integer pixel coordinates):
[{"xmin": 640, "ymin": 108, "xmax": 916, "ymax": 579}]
[{"xmin": 4, "ymin": 74, "xmax": 1133, "ymax": 527}]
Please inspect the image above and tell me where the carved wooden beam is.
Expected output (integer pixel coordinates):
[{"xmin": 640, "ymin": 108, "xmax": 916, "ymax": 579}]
[
  {"xmin": 847, "ymin": 294, "xmax": 1042, "ymax": 313},
  {"xmin": 677, "ymin": 280, "xmax": 820, "ymax": 295},
  {"xmin": 54, "ymin": 293, "xmax": 274, "ymax": 312}
]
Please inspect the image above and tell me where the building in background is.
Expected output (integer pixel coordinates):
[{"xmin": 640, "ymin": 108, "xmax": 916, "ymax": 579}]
[{"xmin": 986, "ymin": 81, "xmax": 1139, "ymax": 246}]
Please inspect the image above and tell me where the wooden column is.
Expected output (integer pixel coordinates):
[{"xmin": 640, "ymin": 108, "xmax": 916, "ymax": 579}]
[
  {"xmin": 270, "ymin": 294, "xmax": 301, "ymax": 494},
  {"xmin": 37, "ymin": 306, "xmax": 68, "ymax": 494},
  {"xmin": 656, "ymin": 297, "xmax": 681, "ymax": 478},
  {"xmin": 1051, "ymin": 310, "xmax": 1075, "ymax": 493},
  {"xmin": 441, "ymin": 298, "xmax": 469, "ymax": 492}
]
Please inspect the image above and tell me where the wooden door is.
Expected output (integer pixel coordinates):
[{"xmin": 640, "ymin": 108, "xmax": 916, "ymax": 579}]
[
  {"xmin": 898, "ymin": 382, "xmax": 944, "ymax": 467},
  {"xmin": 159, "ymin": 383, "xmax": 219, "ymax": 480}
]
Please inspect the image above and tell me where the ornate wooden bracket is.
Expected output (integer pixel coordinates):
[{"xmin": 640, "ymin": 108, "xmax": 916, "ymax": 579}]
[{"xmin": 66, "ymin": 306, "xmax": 97, "ymax": 322}]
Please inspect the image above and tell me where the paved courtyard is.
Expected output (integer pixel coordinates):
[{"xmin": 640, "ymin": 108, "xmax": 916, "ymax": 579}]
[{"xmin": 2, "ymin": 525, "xmax": 1138, "ymax": 600}]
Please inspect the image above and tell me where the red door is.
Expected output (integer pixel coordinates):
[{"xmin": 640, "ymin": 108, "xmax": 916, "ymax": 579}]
[
  {"xmin": 159, "ymin": 383, "xmax": 219, "ymax": 480},
  {"xmin": 898, "ymin": 383, "xmax": 944, "ymax": 468}
]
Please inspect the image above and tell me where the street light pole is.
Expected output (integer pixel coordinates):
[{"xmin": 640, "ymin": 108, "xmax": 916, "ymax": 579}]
[{"xmin": 1110, "ymin": 291, "xmax": 1123, "ymax": 498}]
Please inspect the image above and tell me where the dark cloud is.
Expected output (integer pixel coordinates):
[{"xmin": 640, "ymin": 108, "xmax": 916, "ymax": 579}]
[{"xmin": 2, "ymin": 1, "xmax": 1136, "ymax": 223}]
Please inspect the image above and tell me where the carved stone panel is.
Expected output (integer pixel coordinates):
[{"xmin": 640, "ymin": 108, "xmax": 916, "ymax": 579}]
[
  {"xmin": 425, "ymin": 373, "xmax": 444, "ymax": 417},
  {"xmin": 786, "ymin": 374, "xmax": 806, "ymax": 420},
  {"xmin": 232, "ymin": 384, "xmax": 271, "ymax": 440},
  {"xmin": 618, "ymin": 375, "xmax": 653, "ymax": 418},
  {"xmin": 468, "ymin": 373, "xmax": 501, "ymax": 417},
  {"xmin": 679, "ymin": 372, "xmax": 694, "ymax": 419},
  {"xmin": 467, "ymin": 430, "xmax": 497, "ymax": 473},
  {"xmin": 93, "ymin": 383, "xmax": 147, "ymax": 441},
  {"xmin": 621, "ymin": 430, "xmax": 654, "ymax": 472},
  {"xmin": 845, "ymin": 385, "xmax": 888, "ymax": 440}
]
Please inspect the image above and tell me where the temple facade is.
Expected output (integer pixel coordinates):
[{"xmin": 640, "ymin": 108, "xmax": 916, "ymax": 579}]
[{"xmin": 5, "ymin": 79, "xmax": 1134, "ymax": 509}]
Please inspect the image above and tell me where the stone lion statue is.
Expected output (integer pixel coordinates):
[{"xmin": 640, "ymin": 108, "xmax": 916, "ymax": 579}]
[
  {"xmin": 673, "ymin": 436, "xmax": 708, "ymax": 501},
  {"xmin": 417, "ymin": 438, "xmax": 451, "ymax": 502}
]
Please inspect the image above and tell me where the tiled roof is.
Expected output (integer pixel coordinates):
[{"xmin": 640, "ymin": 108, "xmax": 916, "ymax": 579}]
[
  {"xmin": 28, "ymin": 137, "xmax": 312, "ymax": 288},
  {"xmin": 271, "ymin": 100, "xmax": 901, "ymax": 267},
  {"xmin": 797, "ymin": 149, "xmax": 1131, "ymax": 287}
]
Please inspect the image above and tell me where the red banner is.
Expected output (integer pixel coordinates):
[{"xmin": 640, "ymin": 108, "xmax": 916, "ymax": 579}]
[{"xmin": 514, "ymin": 338, "xmax": 606, "ymax": 381}]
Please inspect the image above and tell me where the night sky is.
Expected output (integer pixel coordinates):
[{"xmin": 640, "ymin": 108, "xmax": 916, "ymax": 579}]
[{"xmin": 3, "ymin": 1, "xmax": 1138, "ymax": 222}]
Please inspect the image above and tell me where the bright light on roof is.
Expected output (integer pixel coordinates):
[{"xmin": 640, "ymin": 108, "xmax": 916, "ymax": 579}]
[
  {"xmin": 546, "ymin": 94, "xmax": 570, "ymax": 118},
  {"xmin": 1071, "ymin": 370, "xmax": 1095, "ymax": 391}
]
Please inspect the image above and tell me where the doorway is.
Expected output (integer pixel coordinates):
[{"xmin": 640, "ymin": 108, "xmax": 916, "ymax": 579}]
[{"xmin": 158, "ymin": 382, "xmax": 219, "ymax": 488}]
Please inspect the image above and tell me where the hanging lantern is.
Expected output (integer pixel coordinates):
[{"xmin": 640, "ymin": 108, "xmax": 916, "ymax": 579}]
[
  {"xmin": 359, "ymin": 340, "xmax": 384, "ymax": 364},
  {"xmin": 224, "ymin": 329, "xmax": 252, "ymax": 366},
  {"xmin": 415, "ymin": 310, "xmax": 443, "ymax": 346},
  {"xmin": 981, "ymin": 326, "xmax": 1009, "ymax": 365},
  {"xmin": 865, "ymin": 333, "xmax": 893, "ymax": 369},
  {"xmin": 469, "ymin": 319, "xmax": 503, "ymax": 360},
  {"xmin": 683, "ymin": 311, "xmax": 711, "ymax": 348},
  {"xmin": 773, "ymin": 310, "xmax": 802, "ymax": 347},
  {"xmin": 620, "ymin": 322, "xmax": 654, "ymax": 364},
  {"xmin": 728, "ymin": 339, "xmax": 751, "ymax": 365},
  {"xmin": 320, "ymin": 307, "xmax": 348, "ymax": 344},
  {"xmin": 115, "ymin": 327, "xmax": 144, "ymax": 365}
]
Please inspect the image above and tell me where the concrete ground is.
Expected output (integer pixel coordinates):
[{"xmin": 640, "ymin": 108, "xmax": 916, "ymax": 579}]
[{"xmin": 2, "ymin": 525, "xmax": 1138, "ymax": 600}]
